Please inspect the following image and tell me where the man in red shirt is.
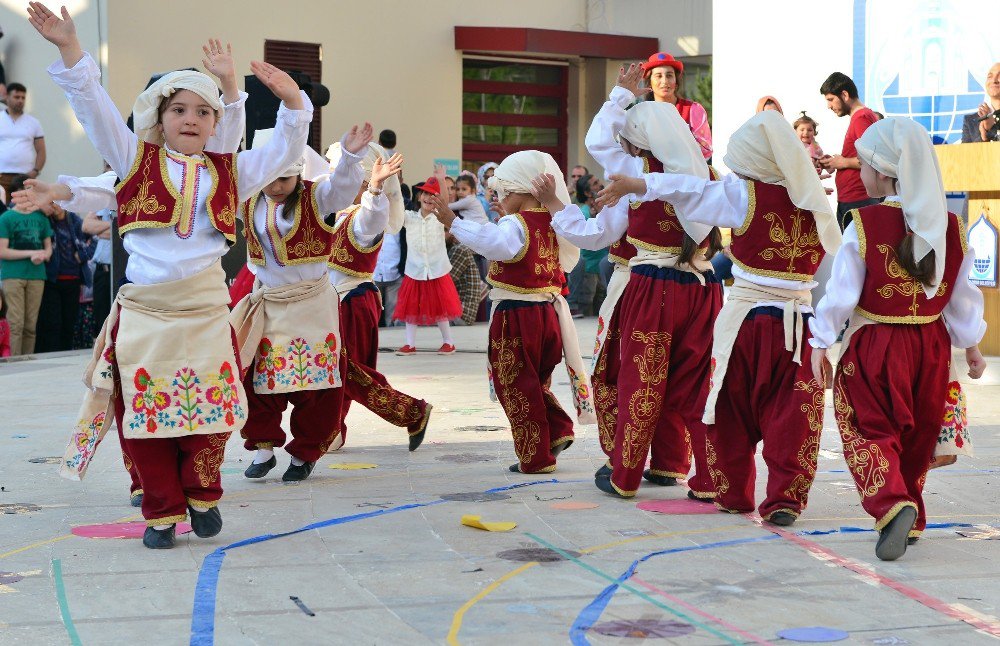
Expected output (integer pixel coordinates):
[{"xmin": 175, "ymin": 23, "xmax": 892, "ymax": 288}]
[{"xmin": 818, "ymin": 72, "xmax": 880, "ymax": 230}]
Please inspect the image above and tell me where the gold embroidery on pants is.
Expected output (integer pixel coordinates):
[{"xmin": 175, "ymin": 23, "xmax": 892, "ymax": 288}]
[
  {"xmin": 835, "ymin": 364, "xmax": 888, "ymax": 498},
  {"xmin": 784, "ymin": 379, "xmax": 823, "ymax": 504},
  {"xmin": 706, "ymin": 435, "xmax": 729, "ymax": 495},
  {"xmin": 491, "ymin": 319, "xmax": 539, "ymax": 464},
  {"xmin": 193, "ymin": 432, "xmax": 230, "ymax": 488},
  {"xmin": 621, "ymin": 331, "xmax": 671, "ymax": 469},
  {"xmin": 349, "ymin": 362, "xmax": 421, "ymax": 424}
]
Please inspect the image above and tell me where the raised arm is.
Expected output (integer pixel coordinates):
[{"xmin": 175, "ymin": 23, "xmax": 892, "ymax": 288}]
[
  {"xmin": 235, "ymin": 63, "xmax": 312, "ymax": 201},
  {"xmin": 429, "ymin": 194, "xmax": 524, "ymax": 261},
  {"xmin": 585, "ymin": 63, "xmax": 645, "ymax": 179},
  {"xmin": 313, "ymin": 126, "xmax": 372, "ymax": 215}
]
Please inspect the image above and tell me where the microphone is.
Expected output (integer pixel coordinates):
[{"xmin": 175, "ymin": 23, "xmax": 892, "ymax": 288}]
[{"xmin": 975, "ymin": 109, "xmax": 1000, "ymax": 123}]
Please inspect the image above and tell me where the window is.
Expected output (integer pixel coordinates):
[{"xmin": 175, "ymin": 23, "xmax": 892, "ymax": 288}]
[
  {"xmin": 462, "ymin": 58, "xmax": 567, "ymax": 173},
  {"xmin": 264, "ymin": 40, "xmax": 323, "ymax": 151}
]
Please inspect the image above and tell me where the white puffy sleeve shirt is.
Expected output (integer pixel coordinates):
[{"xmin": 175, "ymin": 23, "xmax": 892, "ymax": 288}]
[
  {"xmin": 809, "ymin": 218, "xmax": 986, "ymax": 350},
  {"xmin": 327, "ymin": 190, "xmax": 390, "ymax": 289},
  {"xmin": 585, "ymin": 87, "xmax": 643, "ymax": 180},
  {"xmin": 49, "ymin": 53, "xmax": 312, "ymax": 285},
  {"xmin": 550, "ymin": 201, "xmax": 628, "ymax": 251}
]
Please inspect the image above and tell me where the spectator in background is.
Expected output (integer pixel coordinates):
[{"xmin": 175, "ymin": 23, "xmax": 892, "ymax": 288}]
[
  {"xmin": 818, "ymin": 71, "xmax": 879, "ymax": 230},
  {"xmin": 0, "ymin": 285, "xmax": 10, "ymax": 357},
  {"xmin": 0, "ymin": 83, "xmax": 46, "ymax": 198},
  {"xmin": 36, "ymin": 204, "xmax": 90, "ymax": 352},
  {"xmin": 81, "ymin": 206, "xmax": 113, "ymax": 334},
  {"xmin": 962, "ymin": 62, "xmax": 1000, "ymax": 143},
  {"xmin": 374, "ymin": 230, "xmax": 403, "ymax": 327},
  {"xmin": 378, "ymin": 129, "xmax": 397, "ymax": 156},
  {"xmin": 641, "ymin": 52, "xmax": 713, "ymax": 159},
  {"xmin": 448, "ymin": 174, "xmax": 489, "ymax": 225},
  {"xmin": 567, "ymin": 173, "xmax": 607, "ymax": 317},
  {"xmin": 446, "ymin": 230, "xmax": 487, "ymax": 326},
  {"xmin": 0, "ymin": 174, "xmax": 52, "ymax": 354},
  {"xmin": 567, "ymin": 164, "xmax": 587, "ymax": 200},
  {"xmin": 756, "ymin": 95, "xmax": 784, "ymax": 114},
  {"xmin": 476, "ymin": 162, "xmax": 498, "ymax": 221}
]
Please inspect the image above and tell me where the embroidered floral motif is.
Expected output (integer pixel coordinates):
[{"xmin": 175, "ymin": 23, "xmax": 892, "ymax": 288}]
[
  {"xmin": 313, "ymin": 333, "xmax": 340, "ymax": 386},
  {"xmin": 758, "ymin": 209, "xmax": 821, "ymax": 272},
  {"xmin": 122, "ymin": 155, "xmax": 168, "ymax": 218},
  {"xmin": 938, "ymin": 380, "xmax": 970, "ymax": 450},
  {"xmin": 130, "ymin": 368, "xmax": 173, "ymax": 433},
  {"xmin": 65, "ymin": 411, "xmax": 108, "ymax": 472},
  {"xmin": 622, "ymin": 330, "xmax": 671, "ymax": 469},
  {"xmin": 566, "ymin": 364, "xmax": 593, "ymax": 418},
  {"xmin": 254, "ymin": 337, "xmax": 287, "ymax": 390},
  {"xmin": 193, "ymin": 432, "xmax": 230, "ymax": 488},
  {"xmin": 204, "ymin": 362, "xmax": 244, "ymax": 427}
]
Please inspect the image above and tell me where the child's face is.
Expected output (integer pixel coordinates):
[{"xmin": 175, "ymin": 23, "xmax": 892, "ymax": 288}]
[
  {"xmin": 419, "ymin": 191, "xmax": 437, "ymax": 213},
  {"xmin": 159, "ymin": 90, "xmax": 217, "ymax": 155},
  {"xmin": 796, "ymin": 123, "xmax": 816, "ymax": 145},
  {"xmin": 456, "ymin": 182, "xmax": 474, "ymax": 199},
  {"xmin": 446, "ymin": 178, "xmax": 457, "ymax": 202},
  {"xmin": 264, "ymin": 176, "xmax": 299, "ymax": 203}
]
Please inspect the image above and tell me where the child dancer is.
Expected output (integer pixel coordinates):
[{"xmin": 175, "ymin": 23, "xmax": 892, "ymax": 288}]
[
  {"xmin": 15, "ymin": 38, "xmax": 249, "ymax": 509},
  {"xmin": 322, "ymin": 142, "xmax": 432, "ymax": 452},
  {"xmin": 394, "ymin": 167, "xmax": 463, "ymax": 355},
  {"xmin": 554, "ymin": 64, "xmax": 722, "ymax": 499},
  {"xmin": 599, "ymin": 110, "xmax": 842, "ymax": 525},
  {"xmin": 810, "ymin": 117, "xmax": 986, "ymax": 560},
  {"xmin": 32, "ymin": 2, "xmax": 312, "ymax": 548},
  {"xmin": 431, "ymin": 150, "xmax": 596, "ymax": 473},
  {"xmin": 230, "ymin": 125, "xmax": 370, "ymax": 481}
]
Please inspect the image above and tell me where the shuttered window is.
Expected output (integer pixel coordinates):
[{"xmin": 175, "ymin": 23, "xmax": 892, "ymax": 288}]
[{"xmin": 264, "ymin": 40, "xmax": 323, "ymax": 150}]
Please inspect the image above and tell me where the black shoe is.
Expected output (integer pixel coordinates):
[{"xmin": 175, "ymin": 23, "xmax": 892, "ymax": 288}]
[
  {"xmin": 187, "ymin": 505, "xmax": 223, "ymax": 538},
  {"xmin": 875, "ymin": 506, "xmax": 917, "ymax": 561},
  {"xmin": 244, "ymin": 456, "xmax": 277, "ymax": 479},
  {"xmin": 551, "ymin": 439, "xmax": 573, "ymax": 458},
  {"xmin": 766, "ymin": 511, "xmax": 796, "ymax": 527},
  {"xmin": 408, "ymin": 404, "xmax": 432, "ymax": 452},
  {"xmin": 687, "ymin": 490, "xmax": 715, "ymax": 504},
  {"xmin": 907, "ymin": 536, "xmax": 919, "ymax": 546},
  {"xmin": 129, "ymin": 492, "xmax": 143, "ymax": 508},
  {"xmin": 594, "ymin": 464, "xmax": 612, "ymax": 479},
  {"xmin": 509, "ymin": 463, "xmax": 522, "ymax": 473},
  {"xmin": 595, "ymin": 475, "xmax": 629, "ymax": 498},
  {"xmin": 282, "ymin": 461, "xmax": 316, "ymax": 482},
  {"xmin": 143, "ymin": 525, "xmax": 176, "ymax": 549},
  {"xmin": 643, "ymin": 470, "xmax": 677, "ymax": 486}
]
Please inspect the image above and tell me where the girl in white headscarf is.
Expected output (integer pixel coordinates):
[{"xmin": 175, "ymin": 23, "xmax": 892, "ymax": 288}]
[
  {"xmin": 552, "ymin": 63, "xmax": 723, "ymax": 500},
  {"xmin": 809, "ymin": 117, "xmax": 986, "ymax": 561},
  {"xmin": 431, "ymin": 150, "xmax": 596, "ymax": 474},
  {"xmin": 319, "ymin": 142, "xmax": 432, "ymax": 454},
  {"xmin": 230, "ymin": 125, "xmax": 378, "ymax": 484},
  {"xmin": 31, "ymin": 2, "xmax": 313, "ymax": 549},
  {"xmin": 598, "ymin": 110, "xmax": 841, "ymax": 526}
]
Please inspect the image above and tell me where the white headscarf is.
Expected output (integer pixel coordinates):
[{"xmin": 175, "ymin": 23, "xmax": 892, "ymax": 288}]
[
  {"xmin": 489, "ymin": 150, "xmax": 579, "ymax": 272},
  {"xmin": 326, "ymin": 141, "xmax": 405, "ymax": 234},
  {"xmin": 476, "ymin": 162, "xmax": 498, "ymax": 197},
  {"xmin": 132, "ymin": 70, "xmax": 224, "ymax": 146},
  {"xmin": 619, "ymin": 101, "xmax": 711, "ymax": 242},
  {"xmin": 855, "ymin": 117, "xmax": 948, "ymax": 296},
  {"xmin": 724, "ymin": 110, "xmax": 840, "ymax": 255},
  {"xmin": 252, "ymin": 129, "xmax": 304, "ymax": 177}
]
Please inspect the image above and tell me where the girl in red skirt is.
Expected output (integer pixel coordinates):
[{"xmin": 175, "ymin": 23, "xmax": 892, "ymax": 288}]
[
  {"xmin": 395, "ymin": 167, "xmax": 463, "ymax": 355},
  {"xmin": 810, "ymin": 117, "xmax": 986, "ymax": 561}
]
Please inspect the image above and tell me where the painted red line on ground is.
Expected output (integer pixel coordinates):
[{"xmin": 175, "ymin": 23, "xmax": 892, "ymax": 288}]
[
  {"xmin": 755, "ymin": 519, "xmax": 1000, "ymax": 638},
  {"xmin": 630, "ymin": 575, "xmax": 775, "ymax": 646}
]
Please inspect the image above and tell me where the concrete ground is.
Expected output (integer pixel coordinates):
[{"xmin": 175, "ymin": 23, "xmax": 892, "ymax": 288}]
[{"xmin": 1, "ymin": 318, "xmax": 998, "ymax": 646}]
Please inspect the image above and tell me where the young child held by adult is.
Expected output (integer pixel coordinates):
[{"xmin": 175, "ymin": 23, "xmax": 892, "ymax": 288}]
[{"xmin": 448, "ymin": 174, "xmax": 489, "ymax": 224}]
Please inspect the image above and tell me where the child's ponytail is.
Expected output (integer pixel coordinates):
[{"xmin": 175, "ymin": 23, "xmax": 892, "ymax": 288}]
[
  {"xmin": 896, "ymin": 233, "xmax": 937, "ymax": 288},
  {"xmin": 678, "ymin": 226, "xmax": 722, "ymax": 265}
]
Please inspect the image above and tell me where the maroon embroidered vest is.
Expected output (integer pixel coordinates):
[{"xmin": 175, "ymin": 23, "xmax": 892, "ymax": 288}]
[
  {"xmin": 116, "ymin": 141, "xmax": 238, "ymax": 243},
  {"xmin": 327, "ymin": 204, "xmax": 383, "ymax": 278},
  {"xmin": 243, "ymin": 180, "xmax": 336, "ymax": 266},
  {"xmin": 487, "ymin": 208, "xmax": 562, "ymax": 294},
  {"xmin": 854, "ymin": 202, "xmax": 965, "ymax": 323},
  {"xmin": 729, "ymin": 180, "xmax": 824, "ymax": 282},
  {"xmin": 607, "ymin": 234, "xmax": 637, "ymax": 266}
]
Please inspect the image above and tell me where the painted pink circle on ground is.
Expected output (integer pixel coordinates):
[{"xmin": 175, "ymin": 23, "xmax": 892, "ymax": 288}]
[
  {"xmin": 71, "ymin": 521, "xmax": 193, "ymax": 538},
  {"xmin": 636, "ymin": 498, "xmax": 718, "ymax": 515},
  {"xmin": 549, "ymin": 501, "xmax": 599, "ymax": 510}
]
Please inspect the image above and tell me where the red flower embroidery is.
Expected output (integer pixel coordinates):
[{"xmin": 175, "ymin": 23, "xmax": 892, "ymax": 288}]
[
  {"xmin": 219, "ymin": 361, "xmax": 235, "ymax": 384},
  {"xmin": 134, "ymin": 368, "xmax": 152, "ymax": 392}
]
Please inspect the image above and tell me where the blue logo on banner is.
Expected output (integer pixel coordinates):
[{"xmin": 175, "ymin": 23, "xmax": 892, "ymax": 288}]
[
  {"xmin": 853, "ymin": 0, "xmax": 998, "ymax": 143},
  {"xmin": 968, "ymin": 214, "xmax": 997, "ymax": 287}
]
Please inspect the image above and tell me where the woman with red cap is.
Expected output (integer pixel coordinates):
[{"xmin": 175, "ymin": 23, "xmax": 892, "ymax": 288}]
[
  {"xmin": 641, "ymin": 52, "xmax": 712, "ymax": 160},
  {"xmin": 393, "ymin": 165, "xmax": 463, "ymax": 355}
]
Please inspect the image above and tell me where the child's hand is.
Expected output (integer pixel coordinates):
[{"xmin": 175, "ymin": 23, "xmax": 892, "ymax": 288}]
[
  {"xmin": 615, "ymin": 62, "xmax": 651, "ymax": 98},
  {"xmin": 29, "ymin": 251, "xmax": 46, "ymax": 265},
  {"xmin": 529, "ymin": 173, "xmax": 564, "ymax": 213},
  {"xmin": 250, "ymin": 61, "xmax": 303, "ymax": 109},
  {"xmin": 489, "ymin": 194, "xmax": 506, "ymax": 219},
  {"xmin": 12, "ymin": 179, "xmax": 58, "ymax": 211},
  {"xmin": 428, "ymin": 195, "xmax": 457, "ymax": 227},
  {"xmin": 433, "ymin": 163, "xmax": 447, "ymax": 182},
  {"xmin": 370, "ymin": 153, "xmax": 403, "ymax": 189},
  {"xmin": 202, "ymin": 39, "xmax": 236, "ymax": 82},
  {"xmin": 343, "ymin": 123, "xmax": 373, "ymax": 155},
  {"xmin": 595, "ymin": 174, "xmax": 645, "ymax": 209},
  {"xmin": 26, "ymin": 2, "xmax": 78, "ymax": 48},
  {"xmin": 966, "ymin": 345, "xmax": 986, "ymax": 379},
  {"xmin": 811, "ymin": 347, "xmax": 832, "ymax": 389}
]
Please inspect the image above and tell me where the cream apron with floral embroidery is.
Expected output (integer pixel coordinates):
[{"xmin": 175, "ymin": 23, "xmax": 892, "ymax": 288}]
[{"xmin": 61, "ymin": 262, "xmax": 247, "ymax": 481}]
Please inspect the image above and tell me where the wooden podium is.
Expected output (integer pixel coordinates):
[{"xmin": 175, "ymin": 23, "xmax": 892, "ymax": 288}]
[{"xmin": 935, "ymin": 141, "xmax": 1000, "ymax": 354}]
